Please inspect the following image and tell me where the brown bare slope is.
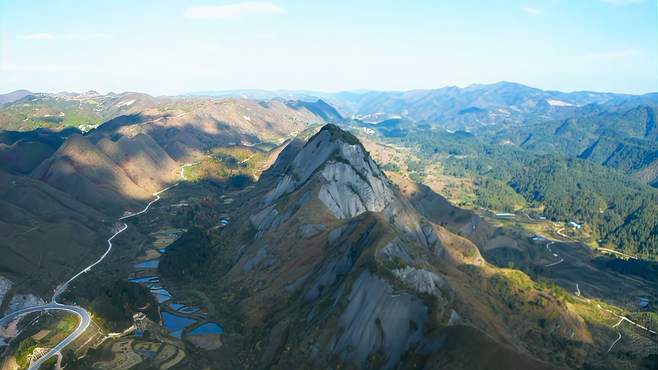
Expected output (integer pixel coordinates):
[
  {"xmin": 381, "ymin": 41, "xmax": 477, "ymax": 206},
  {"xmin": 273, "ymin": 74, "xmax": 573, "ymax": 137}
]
[
  {"xmin": 0, "ymin": 170, "xmax": 108, "ymax": 296},
  {"xmin": 31, "ymin": 134, "xmax": 150, "ymax": 215},
  {"xmin": 96, "ymin": 133, "xmax": 179, "ymax": 192},
  {"xmin": 91, "ymin": 98, "xmax": 339, "ymax": 161},
  {"xmin": 0, "ymin": 97, "xmax": 339, "ymax": 304},
  {"xmin": 0, "ymin": 128, "xmax": 80, "ymax": 174}
]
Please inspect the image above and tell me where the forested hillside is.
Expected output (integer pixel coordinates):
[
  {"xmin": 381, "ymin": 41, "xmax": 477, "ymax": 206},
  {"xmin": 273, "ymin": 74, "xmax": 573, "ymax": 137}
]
[
  {"xmin": 392, "ymin": 129, "xmax": 658, "ymax": 259},
  {"xmin": 485, "ymin": 105, "xmax": 658, "ymax": 186}
]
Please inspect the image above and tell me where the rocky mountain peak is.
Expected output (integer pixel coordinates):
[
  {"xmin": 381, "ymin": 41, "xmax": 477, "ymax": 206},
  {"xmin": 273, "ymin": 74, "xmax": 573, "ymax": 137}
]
[
  {"xmin": 260, "ymin": 124, "xmax": 396, "ymax": 220},
  {"xmin": 252, "ymin": 124, "xmax": 442, "ymax": 255}
]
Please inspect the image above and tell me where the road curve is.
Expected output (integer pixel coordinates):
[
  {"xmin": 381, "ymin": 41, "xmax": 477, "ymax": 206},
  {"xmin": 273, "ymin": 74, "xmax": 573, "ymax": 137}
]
[
  {"xmin": 0, "ymin": 303, "xmax": 91, "ymax": 370},
  {"xmin": 0, "ymin": 166, "xmax": 186, "ymax": 369},
  {"xmin": 535, "ymin": 229, "xmax": 654, "ymax": 353},
  {"xmin": 52, "ymin": 224, "xmax": 128, "ymax": 301},
  {"xmin": 607, "ymin": 332, "xmax": 622, "ymax": 353},
  {"xmin": 543, "ymin": 241, "xmax": 564, "ymax": 267}
]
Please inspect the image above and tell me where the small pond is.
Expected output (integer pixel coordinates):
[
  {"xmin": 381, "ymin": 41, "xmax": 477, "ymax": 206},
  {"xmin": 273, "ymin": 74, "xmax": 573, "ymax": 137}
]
[
  {"xmin": 134, "ymin": 259, "xmax": 159, "ymax": 269},
  {"xmin": 128, "ymin": 275, "xmax": 159, "ymax": 284},
  {"xmin": 162, "ymin": 312, "xmax": 197, "ymax": 339},
  {"xmin": 150, "ymin": 287, "xmax": 172, "ymax": 303},
  {"xmin": 189, "ymin": 322, "xmax": 224, "ymax": 336}
]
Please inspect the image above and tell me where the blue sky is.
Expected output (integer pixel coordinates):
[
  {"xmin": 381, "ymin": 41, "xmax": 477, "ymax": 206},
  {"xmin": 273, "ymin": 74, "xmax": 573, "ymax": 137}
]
[{"xmin": 1, "ymin": 0, "xmax": 656, "ymax": 95}]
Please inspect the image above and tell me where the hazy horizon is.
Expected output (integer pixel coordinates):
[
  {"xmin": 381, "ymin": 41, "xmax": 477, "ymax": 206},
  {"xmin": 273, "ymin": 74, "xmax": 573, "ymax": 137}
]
[{"xmin": 3, "ymin": 79, "xmax": 658, "ymax": 98}]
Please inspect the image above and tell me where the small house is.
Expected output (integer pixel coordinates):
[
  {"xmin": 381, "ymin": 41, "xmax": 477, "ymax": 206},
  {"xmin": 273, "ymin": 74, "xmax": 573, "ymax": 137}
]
[{"xmin": 568, "ymin": 221, "xmax": 582, "ymax": 229}]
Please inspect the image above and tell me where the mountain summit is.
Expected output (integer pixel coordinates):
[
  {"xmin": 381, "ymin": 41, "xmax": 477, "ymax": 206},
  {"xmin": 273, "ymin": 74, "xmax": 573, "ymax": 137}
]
[
  {"xmin": 198, "ymin": 124, "xmax": 583, "ymax": 369},
  {"xmin": 252, "ymin": 124, "xmax": 440, "ymax": 251}
]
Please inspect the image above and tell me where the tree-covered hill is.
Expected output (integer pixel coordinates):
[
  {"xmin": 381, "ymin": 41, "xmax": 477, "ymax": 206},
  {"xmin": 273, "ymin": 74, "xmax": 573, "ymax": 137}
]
[
  {"xmin": 389, "ymin": 128, "xmax": 658, "ymax": 259},
  {"xmin": 485, "ymin": 105, "xmax": 658, "ymax": 186}
]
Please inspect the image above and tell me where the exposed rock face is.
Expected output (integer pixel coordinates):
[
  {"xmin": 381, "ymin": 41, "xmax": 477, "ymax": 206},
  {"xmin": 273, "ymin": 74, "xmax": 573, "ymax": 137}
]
[
  {"xmin": 393, "ymin": 266, "xmax": 446, "ymax": 296},
  {"xmin": 212, "ymin": 124, "xmax": 590, "ymax": 370},
  {"xmin": 234, "ymin": 125, "xmax": 458, "ymax": 369},
  {"xmin": 319, "ymin": 161, "xmax": 394, "ymax": 219},
  {"xmin": 243, "ymin": 245, "xmax": 270, "ymax": 273},
  {"xmin": 250, "ymin": 193, "xmax": 311, "ymax": 238},
  {"xmin": 327, "ymin": 222, "xmax": 358, "ymax": 246},
  {"xmin": 330, "ymin": 271, "xmax": 427, "ymax": 370},
  {"xmin": 447, "ymin": 309, "xmax": 462, "ymax": 326},
  {"xmin": 262, "ymin": 175, "xmax": 296, "ymax": 206},
  {"xmin": 249, "ymin": 206, "xmax": 279, "ymax": 238},
  {"xmin": 262, "ymin": 126, "xmax": 396, "ymax": 219},
  {"xmin": 298, "ymin": 224, "xmax": 326, "ymax": 239},
  {"xmin": 417, "ymin": 222, "xmax": 442, "ymax": 255},
  {"xmin": 378, "ymin": 239, "xmax": 414, "ymax": 264},
  {"xmin": 256, "ymin": 125, "xmax": 444, "ymax": 250},
  {"xmin": 304, "ymin": 240, "xmax": 358, "ymax": 303}
]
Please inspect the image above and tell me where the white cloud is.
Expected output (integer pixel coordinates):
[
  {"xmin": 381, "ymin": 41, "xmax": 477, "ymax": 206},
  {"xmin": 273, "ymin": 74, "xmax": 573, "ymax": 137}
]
[
  {"xmin": 599, "ymin": 0, "xmax": 643, "ymax": 5},
  {"xmin": 18, "ymin": 33, "xmax": 55, "ymax": 40},
  {"xmin": 521, "ymin": 6, "xmax": 541, "ymax": 14},
  {"xmin": 185, "ymin": 2, "xmax": 284, "ymax": 19}
]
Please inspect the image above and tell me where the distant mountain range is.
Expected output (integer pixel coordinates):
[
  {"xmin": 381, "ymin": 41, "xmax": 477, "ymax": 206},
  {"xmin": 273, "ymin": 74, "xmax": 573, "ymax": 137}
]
[
  {"xmin": 185, "ymin": 81, "xmax": 657, "ymax": 130},
  {"xmin": 2, "ymin": 83, "xmax": 656, "ymax": 187},
  {"xmin": 188, "ymin": 82, "xmax": 657, "ymax": 187}
]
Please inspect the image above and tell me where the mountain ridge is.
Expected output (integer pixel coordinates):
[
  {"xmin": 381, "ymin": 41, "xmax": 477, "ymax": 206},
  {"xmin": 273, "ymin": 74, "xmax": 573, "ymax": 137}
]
[{"xmin": 175, "ymin": 123, "xmax": 603, "ymax": 369}]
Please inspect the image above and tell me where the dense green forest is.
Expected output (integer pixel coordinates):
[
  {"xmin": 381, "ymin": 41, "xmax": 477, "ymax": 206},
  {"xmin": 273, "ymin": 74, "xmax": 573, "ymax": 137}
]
[
  {"xmin": 160, "ymin": 227, "xmax": 214, "ymax": 282},
  {"xmin": 394, "ymin": 129, "xmax": 658, "ymax": 260},
  {"xmin": 67, "ymin": 279, "xmax": 159, "ymax": 331},
  {"xmin": 484, "ymin": 105, "xmax": 658, "ymax": 185}
]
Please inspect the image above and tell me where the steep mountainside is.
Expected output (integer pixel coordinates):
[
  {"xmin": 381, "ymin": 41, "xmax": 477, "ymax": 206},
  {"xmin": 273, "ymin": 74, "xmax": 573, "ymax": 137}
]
[
  {"xmin": 0, "ymin": 170, "xmax": 108, "ymax": 297},
  {"xmin": 31, "ymin": 134, "xmax": 162, "ymax": 215},
  {"xmin": 0, "ymin": 97, "xmax": 341, "ymax": 303},
  {"xmin": 91, "ymin": 98, "xmax": 341, "ymax": 161},
  {"xmin": 0, "ymin": 127, "xmax": 81, "ymax": 174},
  {"xmin": 10, "ymin": 97, "xmax": 339, "ymax": 216},
  {"xmin": 166, "ymin": 125, "xmax": 619, "ymax": 369}
]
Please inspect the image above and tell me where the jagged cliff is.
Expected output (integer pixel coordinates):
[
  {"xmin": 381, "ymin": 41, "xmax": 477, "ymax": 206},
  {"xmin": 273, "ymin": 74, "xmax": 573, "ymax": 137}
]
[{"xmin": 201, "ymin": 125, "xmax": 588, "ymax": 370}]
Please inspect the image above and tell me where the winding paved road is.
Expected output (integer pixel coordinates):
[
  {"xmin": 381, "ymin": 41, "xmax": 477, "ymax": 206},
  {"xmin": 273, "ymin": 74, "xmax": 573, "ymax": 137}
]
[
  {"xmin": 538, "ymin": 236, "xmax": 655, "ymax": 352},
  {"xmin": 543, "ymin": 241, "xmax": 564, "ymax": 267},
  {"xmin": 0, "ymin": 166, "xmax": 186, "ymax": 369},
  {"xmin": 607, "ymin": 332, "xmax": 622, "ymax": 353}
]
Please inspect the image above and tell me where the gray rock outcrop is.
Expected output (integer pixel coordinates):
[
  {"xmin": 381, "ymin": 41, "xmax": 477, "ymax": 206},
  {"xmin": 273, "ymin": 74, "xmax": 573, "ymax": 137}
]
[
  {"xmin": 260, "ymin": 126, "xmax": 397, "ymax": 221},
  {"xmin": 392, "ymin": 266, "xmax": 446, "ymax": 296},
  {"xmin": 298, "ymin": 224, "xmax": 327, "ymax": 239},
  {"xmin": 329, "ymin": 271, "xmax": 427, "ymax": 369}
]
